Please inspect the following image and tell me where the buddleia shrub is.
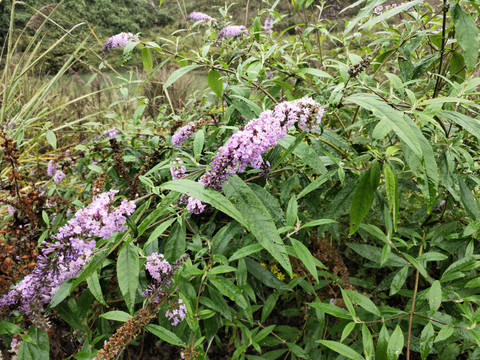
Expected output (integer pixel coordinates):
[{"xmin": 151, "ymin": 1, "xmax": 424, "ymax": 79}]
[{"xmin": 2, "ymin": 0, "xmax": 480, "ymax": 359}]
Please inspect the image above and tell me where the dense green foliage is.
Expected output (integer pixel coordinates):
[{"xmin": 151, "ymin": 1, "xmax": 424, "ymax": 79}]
[{"xmin": 1, "ymin": 0, "xmax": 480, "ymax": 359}]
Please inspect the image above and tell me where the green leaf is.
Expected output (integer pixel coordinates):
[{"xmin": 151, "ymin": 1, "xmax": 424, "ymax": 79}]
[
  {"xmin": 451, "ymin": 2, "xmax": 479, "ymax": 72},
  {"xmin": 160, "ymin": 179, "xmax": 245, "ymax": 227},
  {"xmin": 164, "ymin": 64, "xmax": 201, "ymax": 89},
  {"xmin": 317, "ymin": 340, "xmax": 364, "ymax": 360},
  {"xmin": 300, "ymin": 218, "xmax": 337, "ymax": 229},
  {"xmin": 145, "ymin": 324, "xmax": 184, "ymax": 346},
  {"xmin": 457, "ymin": 176, "xmax": 479, "ymax": 220},
  {"xmin": 208, "ymin": 275, "xmax": 248, "ymax": 309},
  {"xmin": 117, "ymin": 243, "xmax": 139, "ymax": 314},
  {"xmin": 346, "ymin": 94, "xmax": 422, "ymax": 158},
  {"xmin": 229, "ymin": 244, "xmax": 264, "ymax": 262},
  {"xmin": 272, "ymin": 131, "xmax": 308, "ymax": 171},
  {"xmin": 360, "ymin": 0, "xmax": 423, "ymax": 29},
  {"xmin": 384, "ymin": 163, "xmax": 398, "ymax": 231},
  {"xmin": 362, "ymin": 323, "xmax": 374, "ymax": 359},
  {"xmin": 297, "ymin": 67, "xmax": 332, "ymax": 79},
  {"xmin": 208, "ymin": 265, "xmax": 237, "ymax": 275},
  {"xmin": 350, "ymin": 161, "xmax": 381, "ymax": 234},
  {"xmin": 18, "ymin": 327, "xmax": 49, "ymax": 360},
  {"xmin": 224, "ymin": 176, "xmax": 291, "ymax": 275},
  {"xmin": 143, "ymin": 218, "xmax": 176, "ymax": 250},
  {"xmin": 49, "ymin": 279, "xmax": 74, "ymax": 308},
  {"xmin": 345, "ymin": 289, "xmax": 381, "ymax": 317},
  {"xmin": 286, "ymin": 196, "xmax": 298, "ymax": 227},
  {"xmin": 208, "ymin": 69, "xmax": 223, "ymax": 97},
  {"xmin": 45, "ymin": 130, "xmax": 57, "ymax": 150},
  {"xmin": 376, "ymin": 325, "xmax": 390, "ymax": 360},
  {"xmin": 261, "ymin": 292, "xmax": 279, "ymax": 322},
  {"xmin": 387, "ymin": 325, "xmax": 404, "ymax": 360},
  {"xmin": 435, "ymin": 325, "xmax": 454, "ymax": 343},
  {"xmin": 100, "ymin": 311, "xmax": 132, "ymax": 322},
  {"xmin": 390, "ymin": 266, "xmax": 409, "ymax": 296},
  {"xmin": 193, "ymin": 129, "xmax": 205, "ymax": 160},
  {"xmin": 291, "ymin": 238, "xmax": 319, "ymax": 282},
  {"xmin": 309, "ymin": 300, "xmax": 352, "ymax": 319},
  {"xmin": 278, "ymin": 135, "xmax": 328, "ymax": 175},
  {"xmin": 253, "ymin": 16, "xmax": 261, "ymax": 41},
  {"xmin": 347, "ymin": 243, "xmax": 407, "ymax": 267},
  {"xmin": 86, "ymin": 271, "xmax": 106, "ymax": 306},
  {"xmin": 0, "ymin": 321, "xmax": 21, "ymax": 335},
  {"xmin": 164, "ymin": 218, "xmax": 186, "ymax": 262},
  {"xmin": 420, "ymin": 322, "xmax": 435, "ymax": 360},
  {"xmin": 141, "ymin": 47, "xmax": 153, "ymax": 73},
  {"xmin": 439, "ymin": 110, "xmax": 480, "ymax": 141},
  {"xmin": 341, "ymin": 321, "xmax": 356, "ymax": 342},
  {"xmin": 403, "ymin": 117, "xmax": 438, "ymax": 213},
  {"xmin": 428, "ymin": 280, "xmax": 442, "ymax": 315},
  {"xmin": 137, "ymin": 191, "xmax": 179, "ymax": 236}
]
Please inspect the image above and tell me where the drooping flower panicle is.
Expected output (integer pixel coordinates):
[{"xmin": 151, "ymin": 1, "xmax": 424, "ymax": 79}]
[
  {"xmin": 186, "ymin": 97, "xmax": 324, "ymax": 213},
  {"xmin": 0, "ymin": 190, "xmax": 136, "ymax": 328}
]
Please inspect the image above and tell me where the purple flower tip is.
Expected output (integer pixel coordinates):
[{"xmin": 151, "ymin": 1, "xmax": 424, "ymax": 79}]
[{"xmin": 103, "ymin": 32, "xmax": 139, "ymax": 54}]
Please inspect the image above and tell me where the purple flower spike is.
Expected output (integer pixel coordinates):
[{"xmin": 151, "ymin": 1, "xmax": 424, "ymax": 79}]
[
  {"xmin": 104, "ymin": 127, "xmax": 119, "ymax": 139},
  {"xmin": 264, "ymin": 17, "xmax": 273, "ymax": 34},
  {"xmin": 186, "ymin": 97, "xmax": 325, "ymax": 213},
  {"xmin": 103, "ymin": 32, "xmax": 139, "ymax": 54},
  {"xmin": 218, "ymin": 25, "xmax": 248, "ymax": 39},
  {"xmin": 165, "ymin": 298, "xmax": 187, "ymax": 326},
  {"xmin": 170, "ymin": 159, "xmax": 186, "ymax": 180},
  {"xmin": 187, "ymin": 12, "xmax": 216, "ymax": 22},
  {"xmin": 47, "ymin": 160, "xmax": 57, "ymax": 177},
  {"xmin": 53, "ymin": 170, "xmax": 66, "ymax": 183},
  {"xmin": 0, "ymin": 190, "xmax": 136, "ymax": 328}
]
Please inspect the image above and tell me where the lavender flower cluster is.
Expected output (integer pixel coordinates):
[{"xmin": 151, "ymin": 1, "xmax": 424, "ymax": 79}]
[
  {"xmin": 264, "ymin": 17, "xmax": 273, "ymax": 34},
  {"xmin": 103, "ymin": 32, "xmax": 139, "ymax": 55},
  {"xmin": 373, "ymin": 2, "xmax": 407, "ymax": 15},
  {"xmin": 142, "ymin": 253, "xmax": 187, "ymax": 326},
  {"xmin": 187, "ymin": 11, "xmax": 216, "ymax": 22},
  {"xmin": 171, "ymin": 118, "xmax": 210, "ymax": 146},
  {"xmin": 0, "ymin": 190, "xmax": 136, "ymax": 328},
  {"xmin": 186, "ymin": 97, "xmax": 324, "ymax": 214},
  {"xmin": 104, "ymin": 127, "xmax": 119, "ymax": 140},
  {"xmin": 170, "ymin": 158, "xmax": 186, "ymax": 180},
  {"xmin": 48, "ymin": 160, "xmax": 66, "ymax": 184},
  {"xmin": 165, "ymin": 299, "xmax": 187, "ymax": 326},
  {"xmin": 218, "ymin": 25, "xmax": 248, "ymax": 39}
]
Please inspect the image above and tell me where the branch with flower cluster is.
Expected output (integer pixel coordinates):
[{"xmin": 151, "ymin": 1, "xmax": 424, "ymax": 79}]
[{"xmin": 0, "ymin": 190, "xmax": 136, "ymax": 329}]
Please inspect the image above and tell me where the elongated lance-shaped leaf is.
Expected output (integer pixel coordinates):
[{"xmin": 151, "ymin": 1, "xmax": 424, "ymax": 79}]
[
  {"xmin": 117, "ymin": 242, "xmax": 139, "ymax": 314},
  {"xmin": 384, "ymin": 163, "xmax": 399, "ymax": 231},
  {"xmin": 451, "ymin": 2, "xmax": 479, "ymax": 72},
  {"xmin": 160, "ymin": 179, "xmax": 246, "ymax": 227},
  {"xmin": 346, "ymin": 94, "xmax": 423, "ymax": 159},
  {"xmin": 350, "ymin": 160, "xmax": 381, "ymax": 234},
  {"xmin": 224, "ymin": 176, "xmax": 292, "ymax": 275}
]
